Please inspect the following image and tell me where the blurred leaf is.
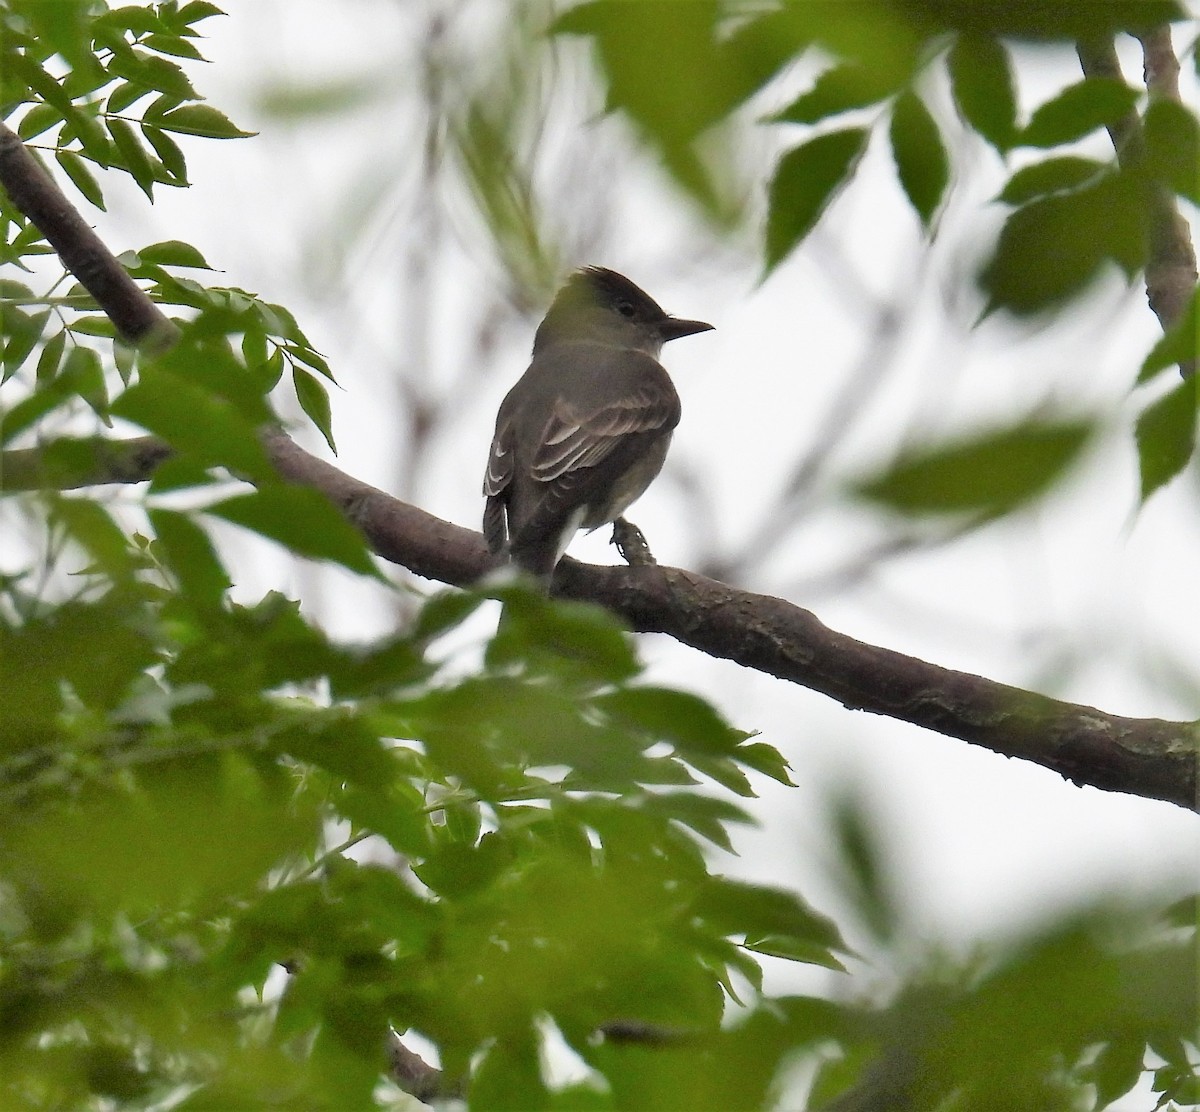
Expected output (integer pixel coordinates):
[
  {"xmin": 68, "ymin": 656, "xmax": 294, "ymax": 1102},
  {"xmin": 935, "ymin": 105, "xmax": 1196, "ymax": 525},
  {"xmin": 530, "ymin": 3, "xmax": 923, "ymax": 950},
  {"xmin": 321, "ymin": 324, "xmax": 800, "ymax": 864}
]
[
  {"xmin": 49, "ymin": 495, "xmax": 133, "ymax": 578},
  {"xmin": 855, "ymin": 419, "xmax": 1092, "ymax": 516},
  {"xmin": 981, "ymin": 172, "xmax": 1147, "ymax": 314},
  {"xmin": 889, "ymin": 89, "xmax": 949, "ymax": 228},
  {"xmin": 110, "ymin": 364, "xmax": 274, "ymax": 481},
  {"xmin": 254, "ymin": 75, "xmax": 391, "ymax": 119},
  {"xmin": 947, "ymin": 33, "xmax": 1017, "ymax": 151},
  {"xmin": 1135, "ymin": 378, "xmax": 1196, "ymax": 501},
  {"xmin": 61, "ymin": 343, "xmax": 109, "ymax": 420},
  {"xmin": 1139, "ymin": 287, "xmax": 1199, "ymax": 382},
  {"xmin": 148, "ymin": 508, "xmax": 229, "ymax": 608},
  {"xmin": 774, "ymin": 63, "xmax": 898, "ymax": 124},
  {"xmin": 693, "ymin": 877, "xmax": 845, "ymax": 956},
  {"xmin": 206, "ymin": 485, "xmax": 380, "ymax": 577},
  {"xmin": 595, "ymin": 687, "xmax": 748, "ymax": 755},
  {"xmin": 765, "ymin": 128, "xmax": 867, "ymax": 272},
  {"xmin": 486, "ymin": 585, "xmax": 639, "ymax": 686},
  {"xmin": 1091, "ymin": 1038, "xmax": 1145, "ymax": 1108},
  {"xmin": 1143, "ymin": 99, "xmax": 1200, "ymax": 204},
  {"xmin": 1020, "ymin": 77, "xmax": 1138, "ymax": 148},
  {"xmin": 997, "ymin": 155, "xmax": 1107, "ymax": 204}
]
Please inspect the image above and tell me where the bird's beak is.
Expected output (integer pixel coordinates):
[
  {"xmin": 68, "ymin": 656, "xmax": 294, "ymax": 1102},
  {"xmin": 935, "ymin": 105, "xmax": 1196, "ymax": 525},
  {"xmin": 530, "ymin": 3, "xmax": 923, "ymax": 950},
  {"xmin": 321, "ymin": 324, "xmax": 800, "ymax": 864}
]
[{"xmin": 659, "ymin": 316, "xmax": 714, "ymax": 342}]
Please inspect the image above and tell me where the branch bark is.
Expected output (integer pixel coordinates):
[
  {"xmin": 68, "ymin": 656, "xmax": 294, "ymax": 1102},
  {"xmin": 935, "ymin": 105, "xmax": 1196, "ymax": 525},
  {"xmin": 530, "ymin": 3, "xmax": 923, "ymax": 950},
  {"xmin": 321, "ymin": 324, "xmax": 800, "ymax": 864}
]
[
  {"xmin": 0, "ymin": 123, "xmax": 1196, "ymax": 814},
  {"xmin": 1077, "ymin": 30, "xmax": 1198, "ymax": 371}
]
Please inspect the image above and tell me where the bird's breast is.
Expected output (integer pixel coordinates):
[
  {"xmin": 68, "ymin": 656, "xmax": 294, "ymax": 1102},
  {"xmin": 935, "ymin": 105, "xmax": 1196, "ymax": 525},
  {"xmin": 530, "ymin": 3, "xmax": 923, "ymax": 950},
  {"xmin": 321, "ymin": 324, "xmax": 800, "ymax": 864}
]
[{"xmin": 580, "ymin": 431, "xmax": 673, "ymax": 530}]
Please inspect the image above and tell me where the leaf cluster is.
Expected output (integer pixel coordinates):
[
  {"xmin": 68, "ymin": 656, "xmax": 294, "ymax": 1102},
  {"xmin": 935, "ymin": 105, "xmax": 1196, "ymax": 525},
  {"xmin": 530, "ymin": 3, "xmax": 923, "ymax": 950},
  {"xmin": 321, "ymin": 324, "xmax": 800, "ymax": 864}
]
[
  {"xmin": 1, "ymin": 0, "xmax": 248, "ymax": 206},
  {"xmin": 557, "ymin": 0, "xmax": 1200, "ymax": 507}
]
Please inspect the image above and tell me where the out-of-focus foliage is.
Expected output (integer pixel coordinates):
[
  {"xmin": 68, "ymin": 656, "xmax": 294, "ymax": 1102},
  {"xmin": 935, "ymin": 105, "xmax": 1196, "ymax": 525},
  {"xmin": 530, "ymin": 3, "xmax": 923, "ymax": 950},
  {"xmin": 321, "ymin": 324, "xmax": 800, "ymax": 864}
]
[
  {"xmin": 0, "ymin": 2, "xmax": 1197, "ymax": 1109},
  {"xmin": 558, "ymin": 0, "xmax": 1198, "ymax": 505}
]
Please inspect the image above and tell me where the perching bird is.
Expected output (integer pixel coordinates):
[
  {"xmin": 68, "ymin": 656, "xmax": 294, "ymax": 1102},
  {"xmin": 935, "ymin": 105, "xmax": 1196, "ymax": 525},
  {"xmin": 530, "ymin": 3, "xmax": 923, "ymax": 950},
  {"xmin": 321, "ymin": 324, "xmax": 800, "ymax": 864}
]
[{"xmin": 483, "ymin": 266, "xmax": 712, "ymax": 577}]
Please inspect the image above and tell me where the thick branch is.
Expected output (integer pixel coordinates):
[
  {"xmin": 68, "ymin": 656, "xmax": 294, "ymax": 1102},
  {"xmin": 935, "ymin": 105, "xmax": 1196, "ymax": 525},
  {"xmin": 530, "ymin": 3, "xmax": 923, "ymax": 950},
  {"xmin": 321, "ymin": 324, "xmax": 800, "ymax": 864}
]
[
  {"xmin": 0, "ymin": 122, "xmax": 176, "ymax": 347},
  {"xmin": 1077, "ymin": 32, "xmax": 1198, "ymax": 369},
  {"xmin": 10, "ymin": 431, "xmax": 1194, "ymax": 812}
]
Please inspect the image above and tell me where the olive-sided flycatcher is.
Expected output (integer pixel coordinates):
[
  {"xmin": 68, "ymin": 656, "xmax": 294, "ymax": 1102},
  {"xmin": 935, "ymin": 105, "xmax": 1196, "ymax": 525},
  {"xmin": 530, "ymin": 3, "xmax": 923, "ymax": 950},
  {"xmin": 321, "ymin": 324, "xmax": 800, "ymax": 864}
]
[{"xmin": 483, "ymin": 266, "xmax": 712, "ymax": 577}]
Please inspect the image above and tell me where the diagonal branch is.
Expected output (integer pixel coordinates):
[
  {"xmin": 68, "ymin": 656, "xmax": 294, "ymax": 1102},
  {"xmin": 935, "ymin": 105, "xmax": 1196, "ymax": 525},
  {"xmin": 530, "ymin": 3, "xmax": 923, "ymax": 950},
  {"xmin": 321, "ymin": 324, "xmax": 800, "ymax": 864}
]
[{"xmin": 0, "ymin": 124, "xmax": 1196, "ymax": 813}]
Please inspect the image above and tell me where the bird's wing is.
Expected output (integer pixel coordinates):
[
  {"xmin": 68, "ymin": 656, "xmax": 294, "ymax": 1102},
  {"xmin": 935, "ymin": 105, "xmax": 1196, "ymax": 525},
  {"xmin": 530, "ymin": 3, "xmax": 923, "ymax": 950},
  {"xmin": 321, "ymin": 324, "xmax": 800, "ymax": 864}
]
[
  {"xmin": 483, "ymin": 414, "xmax": 515, "ymax": 497},
  {"xmin": 531, "ymin": 380, "xmax": 679, "ymax": 483}
]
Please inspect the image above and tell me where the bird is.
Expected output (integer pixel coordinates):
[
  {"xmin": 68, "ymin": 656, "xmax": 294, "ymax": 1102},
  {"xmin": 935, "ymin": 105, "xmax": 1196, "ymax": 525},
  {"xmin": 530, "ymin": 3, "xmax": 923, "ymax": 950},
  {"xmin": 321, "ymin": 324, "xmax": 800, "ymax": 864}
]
[{"xmin": 482, "ymin": 266, "xmax": 713, "ymax": 578}]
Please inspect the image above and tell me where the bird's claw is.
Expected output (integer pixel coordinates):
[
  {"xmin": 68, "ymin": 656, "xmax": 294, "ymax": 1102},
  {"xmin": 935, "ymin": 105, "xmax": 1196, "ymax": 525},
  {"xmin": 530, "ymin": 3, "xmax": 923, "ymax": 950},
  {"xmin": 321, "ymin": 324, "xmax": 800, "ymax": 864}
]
[{"xmin": 611, "ymin": 518, "xmax": 657, "ymax": 566}]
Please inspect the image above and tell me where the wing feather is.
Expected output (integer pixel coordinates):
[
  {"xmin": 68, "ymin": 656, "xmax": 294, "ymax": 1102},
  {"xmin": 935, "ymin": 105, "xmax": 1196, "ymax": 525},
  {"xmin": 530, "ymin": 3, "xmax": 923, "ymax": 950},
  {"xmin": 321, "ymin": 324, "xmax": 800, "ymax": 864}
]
[{"xmin": 531, "ymin": 385, "xmax": 678, "ymax": 483}]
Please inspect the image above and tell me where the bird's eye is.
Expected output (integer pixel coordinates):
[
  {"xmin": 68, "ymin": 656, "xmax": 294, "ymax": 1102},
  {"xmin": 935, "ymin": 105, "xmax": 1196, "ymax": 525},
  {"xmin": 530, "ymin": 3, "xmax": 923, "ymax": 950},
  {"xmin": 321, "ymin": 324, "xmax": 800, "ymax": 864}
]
[{"xmin": 616, "ymin": 300, "xmax": 636, "ymax": 318}]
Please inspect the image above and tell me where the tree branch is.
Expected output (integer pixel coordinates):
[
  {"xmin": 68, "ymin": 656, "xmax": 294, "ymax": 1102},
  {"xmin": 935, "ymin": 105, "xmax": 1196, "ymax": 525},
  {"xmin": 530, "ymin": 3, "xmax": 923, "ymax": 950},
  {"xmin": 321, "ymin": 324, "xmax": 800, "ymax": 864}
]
[
  {"xmin": 0, "ymin": 124, "xmax": 177, "ymax": 347},
  {"xmin": 0, "ymin": 121, "xmax": 1195, "ymax": 813},
  {"xmin": 5, "ymin": 430, "xmax": 1195, "ymax": 812},
  {"xmin": 1077, "ymin": 31, "xmax": 1198, "ymax": 370}
]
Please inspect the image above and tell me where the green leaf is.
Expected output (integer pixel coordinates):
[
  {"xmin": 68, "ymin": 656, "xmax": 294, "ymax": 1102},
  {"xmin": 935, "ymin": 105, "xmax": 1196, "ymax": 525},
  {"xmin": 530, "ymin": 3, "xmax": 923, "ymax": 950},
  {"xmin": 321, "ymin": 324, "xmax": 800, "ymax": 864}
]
[
  {"xmin": 108, "ymin": 116, "xmax": 157, "ymax": 197},
  {"xmin": 17, "ymin": 101, "xmax": 61, "ymax": 141},
  {"xmin": 142, "ymin": 32, "xmax": 206, "ymax": 61},
  {"xmin": 980, "ymin": 172, "xmax": 1146, "ymax": 314},
  {"xmin": 997, "ymin": 156, "xmax": 1107, "ymax": 204},
  {"xmin": 110, "ymin": 364, "xmax": 275, "ymax": 481},
  {"xmin": 1135, "ymin": 378, "xmax": 1196, "ymax": 501},
  {"xmin": 734, "ymin": 741, "xmax": 795, "ymax": 787},
  {"xmin": 177, "ymin": 1, "xmax": 227, "ymax": 26},
  {"xmin": 889, "ymin": 89, "xmax": 949, "ymax": 229},
  {"xmin": 765, "ymin": 128, "xmax": 867, "ymax": 272},
  {"xmin": 596, "ymin": 687, "xmax": 747, "ymax": 755},
  {"xmin": 55, "ymin": 149, "xmax": 106, "ymax": 210},
  {"xmin": 486, "ymin": 584, "xmax": 639, "ymax": 685},
  {"xmin": 35, "ymin": 329, "xmax": 67, "ymax": 384},
  {"xmin": 69, "ymin": 315, "xmax": 116, "ymax": 337},
  {"xmin": 148, "ymin": 508, "xmax": 229, "ymax": 608},
  {"xmin": 1020, "ymin": 77, "xmax": 1139, "ymax": 148},
  {"xmin": 1139, "ymin": 287, "xmax": 1199, "ymax": 382},
  {"xmin": 948, "ymin": 33, "xmax": 1017, "ymax": 151},
  {"xmin": 283, "ymin": 343, "xmax": 334, "ymax": 382},
  {"xmin": 153, "ymin": 104, "xmax": 256, "ymax": 139},
  {"xmin": 61, "ymin": 344, "xmax": 109, "ymax": 419},
  {"xmin": 141, "ymin": 124, "xmax": 188, "ymax": 182},
  {"xmin": 106, "ymin": 50, "xmax": 198, "ymax": 100},
  {"xmin": 206, "ymin": 486, "xmax": 379, "ymax": 576},
  {"xmin": 773, "ymin": 63, "xmax": 897, "ymax": 124},
  {"xmin": 3, "ymin": 308, "xmax": 49, "ymax": 377},
  {"xmin": 138, "ymin": 240, "xmax": 213, "ymax": 269},
  {"xmin": 855, "ymin": 420, "xmax": 1093, "ymax": 516},
  {"xmin": 1091, "ymin": 1038, "xmax": 1146, "ymax": 1107},
  {"xmin": 693, "ymin": 877, "xmax": 845, "ymax": 954},
  {"xmin": 106, "ymin": 80, "xmax": 150, "ymax": 115},
  {"xmin": 292, "ymin": 367, "xmax": 336, "ymax": 454},
  {"xmin": 1143, "ymin": 100, "xmax": 1200, "ymax": 204},
  {"xmin": 0, "ymin": 379, "xmax": 75, "ymax": 445},
  {"xmin": 50, "ymin": 495, "xmax": 133, "ymax": 577}
]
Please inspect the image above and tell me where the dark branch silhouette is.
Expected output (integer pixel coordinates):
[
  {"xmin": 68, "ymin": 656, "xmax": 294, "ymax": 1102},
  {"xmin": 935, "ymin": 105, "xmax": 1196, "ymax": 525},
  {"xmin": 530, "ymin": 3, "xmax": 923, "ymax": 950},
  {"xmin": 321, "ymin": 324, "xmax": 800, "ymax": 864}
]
[{"xmin": 0, "ymin": 106, "xmax": 1196, "ymax": 816}]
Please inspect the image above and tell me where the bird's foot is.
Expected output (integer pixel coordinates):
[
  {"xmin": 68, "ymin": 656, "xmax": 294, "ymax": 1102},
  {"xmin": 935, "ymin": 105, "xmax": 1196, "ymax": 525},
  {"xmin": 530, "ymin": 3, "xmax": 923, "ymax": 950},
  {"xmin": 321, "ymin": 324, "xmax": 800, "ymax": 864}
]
[{"xmin": 611, "ymin": 518, "xmax": 657, "ymax": 566}]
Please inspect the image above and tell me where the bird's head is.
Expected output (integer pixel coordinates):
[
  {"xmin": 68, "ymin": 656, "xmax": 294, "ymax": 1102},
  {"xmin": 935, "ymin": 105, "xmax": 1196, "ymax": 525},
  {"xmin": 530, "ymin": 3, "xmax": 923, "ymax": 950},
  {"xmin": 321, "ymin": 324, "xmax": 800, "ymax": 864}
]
[{"xmin": 533, "ymin": 266, "xmax": 713, "ymax": 355}]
